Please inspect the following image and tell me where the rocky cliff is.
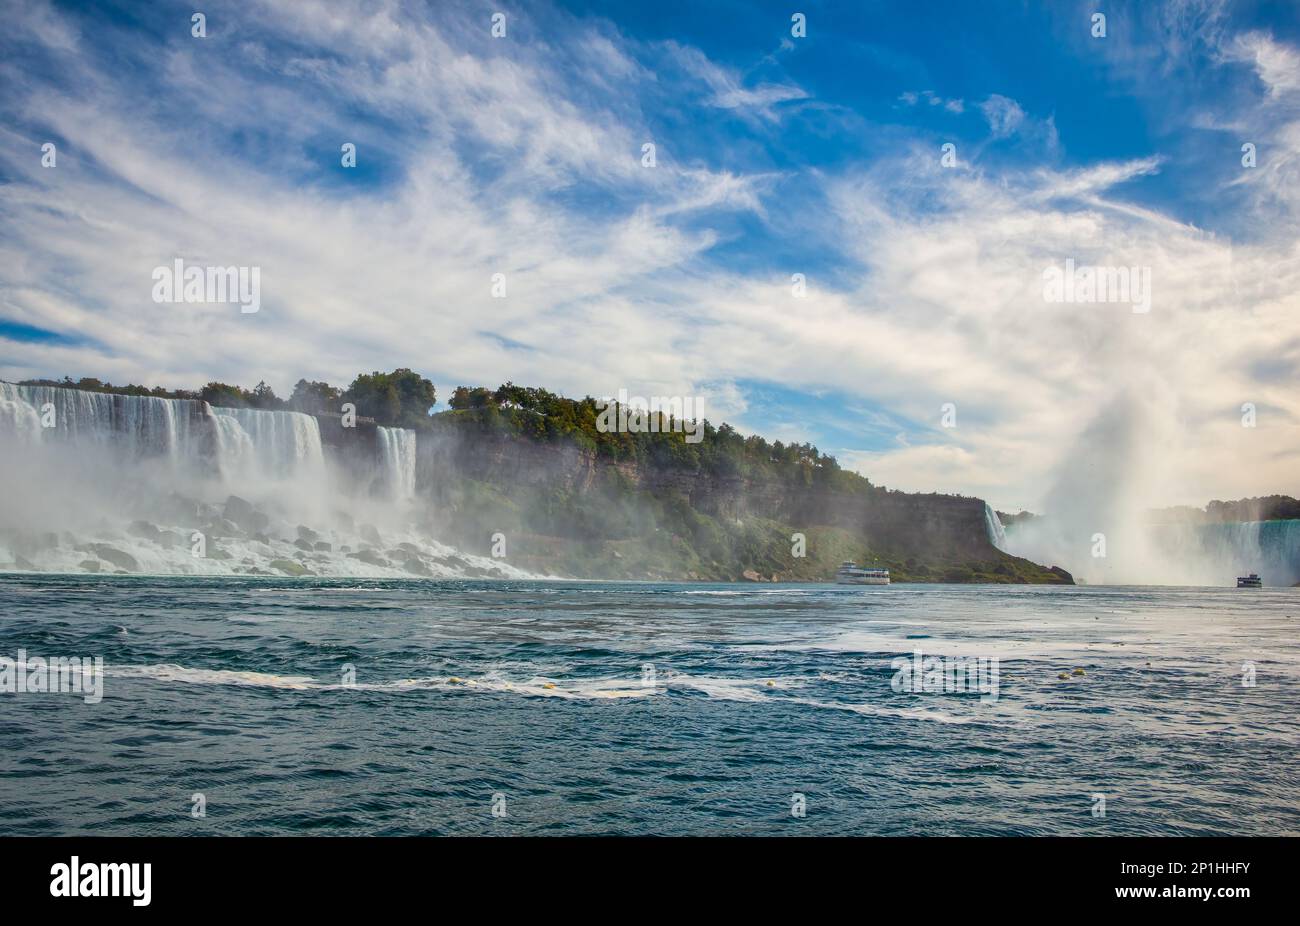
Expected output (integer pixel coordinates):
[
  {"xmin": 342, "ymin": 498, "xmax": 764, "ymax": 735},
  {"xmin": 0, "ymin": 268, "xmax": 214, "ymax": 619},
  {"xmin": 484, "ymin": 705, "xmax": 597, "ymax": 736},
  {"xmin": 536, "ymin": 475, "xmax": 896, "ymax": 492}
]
[{"xmin": 416, "ymin": 427, "xmax": 1072, "ymax": 584}]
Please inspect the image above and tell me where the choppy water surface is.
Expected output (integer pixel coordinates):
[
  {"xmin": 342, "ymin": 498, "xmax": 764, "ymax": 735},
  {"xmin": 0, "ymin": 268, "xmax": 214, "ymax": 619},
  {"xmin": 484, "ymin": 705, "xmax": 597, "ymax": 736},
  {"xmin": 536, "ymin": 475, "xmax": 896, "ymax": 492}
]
[{"xmin": 1, "ymin": 576, "xmax": 1297, "ymax": 835}]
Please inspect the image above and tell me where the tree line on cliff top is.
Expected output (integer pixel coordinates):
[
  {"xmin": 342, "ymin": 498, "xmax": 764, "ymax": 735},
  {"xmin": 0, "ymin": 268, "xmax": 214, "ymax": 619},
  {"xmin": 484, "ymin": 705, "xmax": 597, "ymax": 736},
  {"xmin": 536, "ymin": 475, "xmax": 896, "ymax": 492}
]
[{"xmin": 22, "ymin": 372, "xmax": 875, "ymax": 491}]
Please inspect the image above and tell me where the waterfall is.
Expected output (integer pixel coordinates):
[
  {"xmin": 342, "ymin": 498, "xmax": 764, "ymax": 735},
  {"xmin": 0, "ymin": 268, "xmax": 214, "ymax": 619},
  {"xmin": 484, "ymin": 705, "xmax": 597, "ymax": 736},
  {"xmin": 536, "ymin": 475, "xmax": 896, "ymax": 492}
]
[
  {"xmin": 0, "ymin": 382, "xmax": 534, "ymax": 580},
  {"xmin": 1151, "ymin": 519, "xmax": 1300, "ymax": 587},
  {"xmin": 0, "ymin": 383, "xmax": 325, "ymax": 483},
  {"xmin": 0, "ymin": 382, "xmax": 43, "ymax": 440},
  {"xmin": 217, "ymin": 407, "xmax": 325, "ymax": 483},
  {"xmin": 983, "ymin": 503, "xmax": 1008, "ymax": 552},
  {"xmin": 376, "ymin": 426, "xmax": 416, "ymax": 499},
  {"xmin": 0, "ymin": 382, "xmax": 209, "ymax": 470},
  {"xmin": 1004, "ymin": 507, "xmax": 1300, "ymax": 586}
]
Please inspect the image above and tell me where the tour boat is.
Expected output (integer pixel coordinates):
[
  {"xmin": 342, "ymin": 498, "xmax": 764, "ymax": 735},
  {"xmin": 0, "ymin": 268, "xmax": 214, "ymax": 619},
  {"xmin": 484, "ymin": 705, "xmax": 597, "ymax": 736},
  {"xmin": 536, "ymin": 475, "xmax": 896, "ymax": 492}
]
[
  {"xmin": 835, "ymin": 561, "xmax": 890, "ymax": 585},
  {"xmin": 1236, "ymin": 573, "xmax": 1262, "ymax": 588}
]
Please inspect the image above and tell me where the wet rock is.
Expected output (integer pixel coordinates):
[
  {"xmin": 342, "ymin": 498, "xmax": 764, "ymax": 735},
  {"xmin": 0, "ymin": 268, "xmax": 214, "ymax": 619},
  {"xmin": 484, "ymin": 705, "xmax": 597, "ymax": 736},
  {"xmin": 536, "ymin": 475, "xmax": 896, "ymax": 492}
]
[
  {"xmin": 296, "ymin": 525, "xmax": 320, "ymax": 544},
  {"xmin": 207, "ymin": 548, "xmax": 232, "ymax": 561},
  {"xmin": 313, "ymin": 541, "xmax": 332, "ymax": 552},
  {"xmin": 347, "ymin": 549, "xmax": 388, "ymax": 568},
  {"xmin": 207, "ymin": 518, "xmax": 243, "ymax": 538},
  {"xmin": 269, "ymin": 559, "xmax": 312, "ymax": 576},
  {"xmin": 1048, "ymin": 566, "xmax": 1075, "ymax": 585},
  {"xmin": 160, "ymin": 492, "xmax": 204, "ymax": 526},
  {"xmin": 92, "ymin": 545, "xmax": 139, "ymax": 572},
  {"xmin": 359, "ymin": 523, "xmax": 383, "ymax": 546},
  {"xmin": 402, "ymin": 559, "xmax": 433, "ymax": 577},
  {"xmin": 78, "ymin": 560, "xmax": 101, "ymax": 573},
  {"xmin": 222, "ymin": 497, "xmax": 268, "ymax": 533},
  {"xmin": 14, "ymin": 554, "xmax": 39, "ymax": 571},
  {"xmin": 294, "ymin": 539, "xmax": 315, "ymax": 553},
  {"xmin": 252, "ymin": 532, "xmax": 271, "ymax": 544},
  {"xmin": 157, "ymin": 530, "xmax": 183, "ymax": 549},
  {"xmin": 9, "ymin": 531, "xmax": 58, "ymax": 558},
  {"xmin": 128, "ymin": 521, "xmax": 163, "ymax": 542},
  {"xmin": 223, "ymin": 495, "xmax": 255, "ymax": 525},
  {"xmin": 741, "ymin": 569, "xmax": 764, "ymax": 582}
]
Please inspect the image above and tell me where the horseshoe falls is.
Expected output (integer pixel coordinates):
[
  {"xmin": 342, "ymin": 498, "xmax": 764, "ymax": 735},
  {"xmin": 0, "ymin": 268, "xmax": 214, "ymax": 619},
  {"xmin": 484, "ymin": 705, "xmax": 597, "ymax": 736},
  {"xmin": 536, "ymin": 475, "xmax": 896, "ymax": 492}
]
[
  {"xmin": 0, "ymin": 383, "xmax": 523, "ymax": 579},
  {"xmin": 998, "ymin": 505, "xmax": 1300, "ymax": 587}
]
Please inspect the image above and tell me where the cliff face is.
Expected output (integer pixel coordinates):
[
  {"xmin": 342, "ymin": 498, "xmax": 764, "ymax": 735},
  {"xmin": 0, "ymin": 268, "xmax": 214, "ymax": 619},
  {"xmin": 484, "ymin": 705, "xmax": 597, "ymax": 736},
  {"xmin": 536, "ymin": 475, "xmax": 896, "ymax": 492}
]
[{"xmin": 416, "ymin": 429, "xmax": 1072, "ymax": 584}]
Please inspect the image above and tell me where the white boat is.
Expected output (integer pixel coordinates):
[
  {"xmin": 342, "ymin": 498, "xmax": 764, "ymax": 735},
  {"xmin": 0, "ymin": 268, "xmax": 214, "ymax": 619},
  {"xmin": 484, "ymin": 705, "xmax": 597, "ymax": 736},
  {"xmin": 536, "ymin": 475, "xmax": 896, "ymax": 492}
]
[{"xmin": 835, "ymin": 561, "xmax": 890, "ymax": 585}]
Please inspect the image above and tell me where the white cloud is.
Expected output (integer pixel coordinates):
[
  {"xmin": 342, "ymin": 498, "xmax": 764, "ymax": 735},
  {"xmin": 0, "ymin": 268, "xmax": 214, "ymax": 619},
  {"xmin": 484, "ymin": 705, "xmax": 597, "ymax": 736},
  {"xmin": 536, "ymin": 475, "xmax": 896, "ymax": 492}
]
[
  {"xmin": 0, "ymin": 0, "xmax": 1297, "ymax": 521},
  {"xmin": 978, "ymin": 94, "xmax": 1026, "ymax": 138}
]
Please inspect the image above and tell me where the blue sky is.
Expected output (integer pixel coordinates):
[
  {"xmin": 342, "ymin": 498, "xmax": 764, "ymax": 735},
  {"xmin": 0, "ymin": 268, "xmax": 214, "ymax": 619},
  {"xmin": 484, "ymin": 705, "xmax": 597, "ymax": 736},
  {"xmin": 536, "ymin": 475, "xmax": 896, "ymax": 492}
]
[{"xmin": 1, "ymin": 0, "xmax": 1298, "ymax": 511}]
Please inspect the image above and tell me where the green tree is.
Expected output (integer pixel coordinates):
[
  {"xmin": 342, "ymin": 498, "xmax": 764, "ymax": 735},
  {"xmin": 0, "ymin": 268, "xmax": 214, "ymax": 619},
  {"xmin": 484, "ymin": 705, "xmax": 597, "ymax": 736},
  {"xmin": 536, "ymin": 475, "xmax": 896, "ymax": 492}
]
[
  {"xmin": 200, "ymin": 382, "xmax": 250, "ymax": 408},
  {"xmin": 344, "ymin": 368, "xmax": 436, "ymax": 428},
  {"xmin": 289, "ymin": 379, "xmax": 342, "ymax": 415}
]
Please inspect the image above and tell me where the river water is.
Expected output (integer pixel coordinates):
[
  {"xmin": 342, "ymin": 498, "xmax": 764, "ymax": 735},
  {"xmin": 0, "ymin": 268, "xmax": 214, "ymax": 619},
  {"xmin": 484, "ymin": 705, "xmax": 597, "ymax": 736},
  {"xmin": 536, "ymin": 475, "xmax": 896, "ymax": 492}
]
[{"xmin": 1, "ymin": 576, "xmax": 1296, "ymax": 835}]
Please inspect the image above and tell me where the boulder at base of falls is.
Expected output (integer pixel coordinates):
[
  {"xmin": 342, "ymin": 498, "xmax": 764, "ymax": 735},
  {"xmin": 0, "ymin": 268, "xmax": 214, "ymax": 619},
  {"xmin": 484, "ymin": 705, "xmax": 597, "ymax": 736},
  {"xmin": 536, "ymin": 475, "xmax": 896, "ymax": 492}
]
[
  {"xmin": 207, "ymin": 518, "xmax": 243, "ymax": 539},
  {"xmin": 223, "ymin": 496, "xmax": 269, "ymax": 533},
  {"xmin": 347, "ymin": 549, "xmax": 389, "ymax": 568},
  {"xmin": 158, "ymin": 492, "xmax": 204, "ymax": 526},
  {"xmin": 223, "ymin": 495, "xmax": 255, "ymax": 524},
  {"xmin": 91, "ymin": 545, "xmax": 139, "ymax": 572},
  {"xmin": 741, "ymin": 569, "xmax": 764, "ymax": 582},
  {"xmin": 128, "ymin": 520, "xmax": 163, "ymax": 542},
  {"xmin": 79, "ymin": 560, "xmax": 101, "ymax": 573},
  {"xmin": 296, "ymin": 525, "xmax": 320, "ymax": 544},
  {"xmin": 269, "ymin": 559, "xmax": 312, "ymax": 576}
]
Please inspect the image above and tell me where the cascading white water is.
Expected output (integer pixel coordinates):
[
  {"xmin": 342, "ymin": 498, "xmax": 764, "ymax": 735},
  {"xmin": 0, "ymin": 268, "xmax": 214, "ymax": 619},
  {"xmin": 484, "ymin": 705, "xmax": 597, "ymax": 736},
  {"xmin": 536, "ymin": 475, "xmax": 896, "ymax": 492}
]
[
  {"xmin": 1004, "ymin": 513, "xmax": 1300, "ymax": 586},
  {"xmin": 0, "ymin": 382, "xmax": 210, "ymax": 470},
  {"xmin": 0, "ymin": 382, "xmax": 42, "ymax": 439},
  {"xmin": 1150, "ymin": 519, "xmax": 1300, "ymax": 587},
  {"xmin": 218, "ymin": 407, "xmax": 325, "ymax": 483},
  {"xmin": 0, "ymin": 382, "xmax": 527, "ymax": 580},
  {"xmin": 983, "ymin": 503, "xmax": 1007, "ymax": 552},
  {"xmin": 376, "ymin": 426, "xmax": 416, "ymax": 499}
]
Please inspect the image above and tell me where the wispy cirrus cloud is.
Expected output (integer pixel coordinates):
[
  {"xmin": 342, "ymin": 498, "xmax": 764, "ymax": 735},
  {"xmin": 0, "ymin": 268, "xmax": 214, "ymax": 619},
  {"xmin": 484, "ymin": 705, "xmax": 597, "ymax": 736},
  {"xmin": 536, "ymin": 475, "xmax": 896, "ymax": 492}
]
[{"xmin": 0, "ymin": 0, "xmax": 1297, "ymax": 516}]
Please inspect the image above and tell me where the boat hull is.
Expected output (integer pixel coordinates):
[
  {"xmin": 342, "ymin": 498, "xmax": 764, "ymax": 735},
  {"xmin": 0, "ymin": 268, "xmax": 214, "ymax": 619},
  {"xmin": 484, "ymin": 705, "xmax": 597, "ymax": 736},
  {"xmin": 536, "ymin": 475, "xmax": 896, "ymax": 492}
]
[{"xmin": 835, "ymin": 576, "xmax": 890, "ymax": 585}]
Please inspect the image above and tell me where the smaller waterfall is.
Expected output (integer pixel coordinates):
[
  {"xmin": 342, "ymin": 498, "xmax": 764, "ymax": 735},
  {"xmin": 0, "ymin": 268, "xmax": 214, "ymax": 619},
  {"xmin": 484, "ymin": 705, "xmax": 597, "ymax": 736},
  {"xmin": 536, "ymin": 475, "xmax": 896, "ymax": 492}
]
[
  {"xmin": 219, "ymin": 407, "xmax": 326, "ymax": 482},
  {"xmin": 983, "ymin": 503, "xmax": 1008, "ymax": 552},
  {"xmin": 377, "ymin": 426, "xmax": 417, "ymax": 499}
]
